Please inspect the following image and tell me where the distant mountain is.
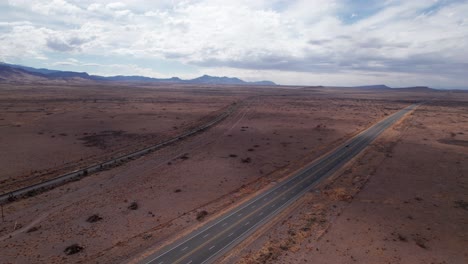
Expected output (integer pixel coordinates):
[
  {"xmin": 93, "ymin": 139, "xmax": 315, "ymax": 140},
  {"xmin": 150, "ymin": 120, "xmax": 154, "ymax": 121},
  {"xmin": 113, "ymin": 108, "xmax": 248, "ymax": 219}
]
[
  {"xmin": 0, "ymin": 64, "xmax": 52, "ymax": 82},
  {"xmin": 353, "ymin": 84, "xmax": 391, "ymax": 89},
  {"xmin": 393, "ymin": 86, "xmax": 434, "ymax": 92},
  {"xmin": 346, "ymin": 84, "xmax": 435, "ymax": 91},
  {"xmin": 0, "ymin": 62, "xmax": 60, "ymax": 75},
  {"xmin": 250, "ymin": 80, "xmax": 277, "ymax": 86},
  {"xmin": 190, "ymin": 74, "xmax": 245, "ymax": 85},
  {"xmin": 92, "ymin": 75, "xmax": 183, "ymax": 83},
  {"xmin": 188, "ymin": 74, "xmax": 275, "ymax": 86},
  {"xmin": 48, "ymin": 71, "xmax": 90, "ymax": 79},
  {"xmin": 0, "ymin": 62, "xmax": 276, "ymax": 86}
]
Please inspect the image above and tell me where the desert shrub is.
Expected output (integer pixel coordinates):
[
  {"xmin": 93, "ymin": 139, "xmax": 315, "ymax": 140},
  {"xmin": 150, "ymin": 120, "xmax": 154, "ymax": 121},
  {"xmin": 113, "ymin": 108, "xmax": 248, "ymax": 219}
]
[
  {"xmin": 196, "ymin": 210, "xmax": 208, "ymax": 221},
  {"xmin": 241, "ymin": 157, "xmax": 252, "ymax": 163},
  {"xmin": 86, "ymin": 214, "xmax": 102, "ymax": 223},
  {"xmin": 26, "ymin": 226, "xmax": 40, "ymax": 233},
  {"xmin": 128, "ymin": 202, "xmax": 138, "ymax": 210},
  {"xmin": 64, "ymin": 244, "xmax": 83, "ymax": 255}
]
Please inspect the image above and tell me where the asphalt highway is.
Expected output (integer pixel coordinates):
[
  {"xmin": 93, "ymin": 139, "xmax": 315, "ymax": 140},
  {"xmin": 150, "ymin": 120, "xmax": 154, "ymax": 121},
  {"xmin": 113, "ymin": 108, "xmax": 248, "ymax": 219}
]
[{"xmin": 140, "ymin": 103, "xmax": 419, "ymax": 264}]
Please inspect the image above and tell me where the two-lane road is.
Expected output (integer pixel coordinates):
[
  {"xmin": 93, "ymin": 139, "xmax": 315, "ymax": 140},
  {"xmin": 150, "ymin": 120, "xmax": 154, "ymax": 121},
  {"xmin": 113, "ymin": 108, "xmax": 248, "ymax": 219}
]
[{"xmin": 139, "ymin": 103, "xmax": 420, "ymax": 264}]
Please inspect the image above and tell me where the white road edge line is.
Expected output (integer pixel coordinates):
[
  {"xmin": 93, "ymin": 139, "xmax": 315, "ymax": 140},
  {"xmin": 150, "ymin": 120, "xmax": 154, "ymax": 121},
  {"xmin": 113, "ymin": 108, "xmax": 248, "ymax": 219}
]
[{"xmin": 144, "ymin": 104, "xmax": 419, "ymax": 264}]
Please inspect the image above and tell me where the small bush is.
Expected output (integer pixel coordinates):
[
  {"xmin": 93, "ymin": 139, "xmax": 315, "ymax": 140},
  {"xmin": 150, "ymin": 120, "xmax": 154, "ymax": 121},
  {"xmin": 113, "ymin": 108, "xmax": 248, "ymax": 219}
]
[
  {"xmin": 27, "ymin": 226, "xmax": 40, "ymax": 233},
  {"xmin": 128, "ymin": 202, "xmax": 138, "ymax": 210},
  {"xmin": 397, "ymin": 234, "xmax": 407, "ymax": 242},
  {"xmin": 414, "ymin": 239, "xmax": 428, "ymax": 249},
  {"xmin": 196, "ymin": 210, "xmax": 208, "ymax": 221},
  {"xmin": 454, "ymin": 200, "xmax": 468, "ymax": 211},
  {"xmin": 64, "ymin": 244, "xmax": 83, "ymax": 255},
  {"xmin": 241, "ymin": 157, "xmax": 251, "ymax": 163},
  {"xmin": 86, "ymin": 214, "xmax": 102, "ymax": 223}
]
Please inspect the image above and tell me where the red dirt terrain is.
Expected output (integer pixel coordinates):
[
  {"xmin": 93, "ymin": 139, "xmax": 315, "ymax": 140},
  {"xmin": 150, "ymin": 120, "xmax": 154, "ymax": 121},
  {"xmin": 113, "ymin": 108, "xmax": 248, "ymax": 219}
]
[
  {"xmin": 0, "ymin": 83, "xmax": 241, "ymax": 193},
  {"xmin": 0, "ymin": 82, "xmax": 465, "ymax": 264},
  {"xmin": 223, "ymin": 96, "xmax": 468, "ymax": 264}
]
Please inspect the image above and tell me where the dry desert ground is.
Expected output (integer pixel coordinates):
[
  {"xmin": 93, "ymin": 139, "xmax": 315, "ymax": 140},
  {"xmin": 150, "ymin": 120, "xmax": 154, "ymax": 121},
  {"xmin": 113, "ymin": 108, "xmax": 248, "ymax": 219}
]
[{"xmin": 0, "ymin": 83, "xmax": 466, "ymax": 264}]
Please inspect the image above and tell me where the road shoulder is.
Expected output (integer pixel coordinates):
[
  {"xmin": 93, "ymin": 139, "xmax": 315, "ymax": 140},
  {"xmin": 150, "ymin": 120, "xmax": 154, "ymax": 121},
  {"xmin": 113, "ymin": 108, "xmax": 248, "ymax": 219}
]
[{"xmin": 222, "ymin": 102, "xmax": 468, "ymax": 264}]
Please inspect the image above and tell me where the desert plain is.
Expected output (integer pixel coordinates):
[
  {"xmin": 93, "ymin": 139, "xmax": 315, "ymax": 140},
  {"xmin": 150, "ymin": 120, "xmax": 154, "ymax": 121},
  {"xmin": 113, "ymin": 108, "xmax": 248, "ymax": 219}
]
[{"xmin": 0, "ymin": 82, "xmax": 467, "ymax": 264}]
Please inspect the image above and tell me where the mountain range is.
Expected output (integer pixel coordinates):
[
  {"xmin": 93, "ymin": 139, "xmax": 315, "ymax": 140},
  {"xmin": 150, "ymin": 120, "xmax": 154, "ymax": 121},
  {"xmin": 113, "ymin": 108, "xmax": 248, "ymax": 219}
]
[{"xmin": 0, "ymin": 62, "xmax": 276, "ymax": 86}]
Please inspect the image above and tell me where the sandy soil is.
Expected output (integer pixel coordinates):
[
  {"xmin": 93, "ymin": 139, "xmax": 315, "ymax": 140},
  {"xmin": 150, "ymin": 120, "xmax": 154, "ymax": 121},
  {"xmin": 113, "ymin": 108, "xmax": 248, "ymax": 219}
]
[
  {"xmin": 225, "ymin": 98, "xmax": 468, "ymax": 264},
  {"xmin": 0, "ymin": 83, "xmax": 241, "ymax": 192},
  {"xmin": 0, "ymin": 83, "xmax": 456, "ymax": 263}
]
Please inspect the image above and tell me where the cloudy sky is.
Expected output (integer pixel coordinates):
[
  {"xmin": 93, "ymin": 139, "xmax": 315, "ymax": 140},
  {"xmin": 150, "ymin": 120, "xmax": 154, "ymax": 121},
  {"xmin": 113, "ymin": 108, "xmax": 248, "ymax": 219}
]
[{"xmin": 1, "ymin": 0, "xmax": 467, "ymax": 88}]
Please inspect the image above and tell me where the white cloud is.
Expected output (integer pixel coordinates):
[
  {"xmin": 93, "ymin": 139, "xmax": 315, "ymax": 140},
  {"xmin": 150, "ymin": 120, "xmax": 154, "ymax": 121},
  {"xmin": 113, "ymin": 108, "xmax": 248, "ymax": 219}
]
[
  {"xmin": 8, "ymin": 0, "xmax": 83, "ymax": 16},
  {"xmin": 105, "ymin": 2, "xmax": 126, "ymax": 10},
  {"xmin": 1, "ymin": 0, "xmax": 468, "ymax": 88}
]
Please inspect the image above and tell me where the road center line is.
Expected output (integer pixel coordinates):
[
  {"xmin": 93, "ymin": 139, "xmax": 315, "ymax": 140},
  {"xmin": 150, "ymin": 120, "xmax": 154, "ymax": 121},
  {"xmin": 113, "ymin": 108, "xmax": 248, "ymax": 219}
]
[{"xmin": 152, "ymin": 104, "xmax": 419, "ymax": 264}]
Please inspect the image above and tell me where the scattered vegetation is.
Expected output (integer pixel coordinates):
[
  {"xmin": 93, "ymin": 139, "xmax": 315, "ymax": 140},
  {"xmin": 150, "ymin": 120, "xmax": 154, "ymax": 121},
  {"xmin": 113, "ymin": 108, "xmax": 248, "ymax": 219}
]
[
  {"xmin": 26, "ymin": 226, "xmax": 40, "ymax": 233},
  {"xmin": 196, "ymin": 210, "xmax": 208, "ymax": 221},
  {"xmin": 256, "ymin": 246, "xmax": 281, "ymax": 263},
  {"xmin": 397, "ymin": 233, "xmax": 408, "ymax": 242},
  {"xmin": 128, "ymin": 201, "xmax": 139, "ymax": 210},
  {"xmin": 414, "ymin": 238, "xmax": 428, "ymax": 249},
  {"xmin": 86, "ymin": 214, "xmax": 102, "ymax": 223},
  {"xmin": 438, "ymin": 138, "xmax": 468, "ymax": 147},
  {"xmin": 64, "ymin": 244, "xmax": 83, "ymax": 255},
  {"xmin": 25, "ymin": 189, "xmax": 38, "ymax": 197},
  {"xmin": 241, "ymin": 157, "xmax": 252, "ymax": 163},
  {"xmin": 454, "ymin": 200, "xmax": 468, "ymax": 211}
]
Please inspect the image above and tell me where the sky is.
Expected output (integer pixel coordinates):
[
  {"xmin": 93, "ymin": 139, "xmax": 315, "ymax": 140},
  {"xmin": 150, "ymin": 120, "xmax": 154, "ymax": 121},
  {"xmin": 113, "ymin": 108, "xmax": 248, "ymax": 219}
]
[{"xmin": 1, "ymin": 0, "xmax": 467, "ymax": 88}]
